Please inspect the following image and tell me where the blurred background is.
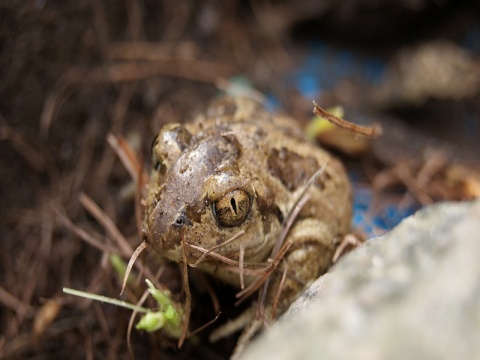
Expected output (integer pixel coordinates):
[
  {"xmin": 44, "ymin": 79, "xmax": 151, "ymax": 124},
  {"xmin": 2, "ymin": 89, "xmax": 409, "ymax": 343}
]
[{"xmin": 1, "ymin": 0, "xmax": 479, "ymax": 358}]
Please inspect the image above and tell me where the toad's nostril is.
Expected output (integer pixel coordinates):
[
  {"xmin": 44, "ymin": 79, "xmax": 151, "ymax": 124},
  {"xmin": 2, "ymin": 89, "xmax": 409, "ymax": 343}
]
[{"xmin": 172, "ymin": 213, "xmax": 191, "ymax": 227}]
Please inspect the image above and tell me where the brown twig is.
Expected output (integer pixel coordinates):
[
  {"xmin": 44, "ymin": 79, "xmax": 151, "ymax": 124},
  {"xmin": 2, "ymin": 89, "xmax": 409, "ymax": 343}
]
[
  {"xmin": 78, "ymin": 192, "xmax": 133, "ymax": 256},
  {"xmin": 134, "ymin": 161, "xmax": 145, "ymax": 241},
  {"xmin": 188, "ymin": 229, "xmax": 249, "ymax": 289},
  {"xmin": 313, "ymin": 101, "xmax": 383, "ymax": 138},
  {"xmin": 0, "ymin": 285, "xmax": 34, "ymax": 317},
  {"xmin": 194, "ymin": 273, "xmax": 220, "ymax": 314},
  {"xmin": 189, "ymin": 230, "xmax": 245, "ymax": 267},
  {"xmin": 332, "ymin": 234, "xmax": 363, "ymax": 263},
  {"xmin": 54, "ymin": 209, "xmax": 117, "ymax": 254},
  {"xmin": 106, "ymin": 134, "xmax": 147, "ymax": 185},
  {"xmin": 106, "ymin": 41, "xmax": 198, "ymax": 61},
  {"xmin": 178, "ymin": 232, "xmax": 191, "ymax": 348},
  {"xmin": 127, "ymin": 289, "xmax": 150, "ymax": 358},
  {"xmin": 235, "ymin": 240, "xmax": 293, "ymax": 305},
  {"xmin": 271, "ymin": 164, "xmax": 327, "ymax": 258},
  {"xmin": 239, "ymin": 241, "xmax": 246, "ymax": 290},
  {"xmin": 186, "ymin": 243, "xmax": 270, "ymax": 277},
  {"xmin": 0, "ymin": 126, "xmax": 47, "ymax": 172},
  {"xmin": 271, "ymin": 266, "xmax": 288, "ymax": 319},
  {"xmin": 186, "ymin": 243, "xmax": 242, "ymax": 268},
  {"xmin": 187, "ymin": 312, "xmax": 221, "ymax": 338}
]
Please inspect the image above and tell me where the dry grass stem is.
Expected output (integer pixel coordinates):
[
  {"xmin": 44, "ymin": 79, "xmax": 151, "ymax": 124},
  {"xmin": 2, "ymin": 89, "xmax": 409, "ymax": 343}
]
[
  {"xmin": 79, "ymin": 192, "xmax": 133, "ymax": 256},
  {"xmin": 235, "ymin": 240, "xmax": 293, "ymax": 305},
  {"xmin": 178, "ymin": 233, "xmax": 191, "ymax": 348},
  {"xmin": 106, "ymin": 133, "xmax": 147, "ymax": 185},
  {"xmin": 332, "ymin": 234, "xmax": 363, "ymax": 263},
  {"xmin": 190, "ymin": 230, "xmax": 245, "ymax": 267},
  {"xmin": 54, "ymin": 209, "xmax": 117, "ymax": 254},
  {"xmin": 122, "ymin": 241, "xmax": 148, "ymax": 295},
  {"xmin": 271, "ymin": 266, "xmax": 288, "ymax": 319},
  {"xmin": 127, "ymin": 288, "xmax": 151, "ymax": 357}
]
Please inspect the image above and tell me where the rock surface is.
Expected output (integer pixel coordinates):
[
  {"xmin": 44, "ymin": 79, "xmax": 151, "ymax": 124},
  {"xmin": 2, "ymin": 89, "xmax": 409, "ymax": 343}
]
[{"xmin": 240, "ymin": 200, "xmax": 480, "ymax": 360}]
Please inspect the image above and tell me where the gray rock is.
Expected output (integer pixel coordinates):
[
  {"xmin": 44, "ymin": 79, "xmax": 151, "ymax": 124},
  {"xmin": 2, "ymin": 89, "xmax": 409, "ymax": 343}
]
[{"xmin": 240, "ymin": 200, "xmax": 480, "ymax": 360}]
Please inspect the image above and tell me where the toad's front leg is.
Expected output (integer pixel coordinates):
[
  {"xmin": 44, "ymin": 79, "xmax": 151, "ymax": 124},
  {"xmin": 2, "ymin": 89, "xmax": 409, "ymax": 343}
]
[
  {"xmin": 219, "ymin": 217, "xmax": 338, "ymax": 358},
  {"xmin": 264, "ymin": 217, "xmax": 337, "ymax": 316},
  {"xmin": 211, "ymin": 217, "xmax": 336, "ymax": 341}
]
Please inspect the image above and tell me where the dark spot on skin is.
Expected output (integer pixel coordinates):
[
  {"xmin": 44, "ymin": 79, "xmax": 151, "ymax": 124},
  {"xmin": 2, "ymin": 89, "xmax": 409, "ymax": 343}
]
[
  {"xmin": 256, "ymin": 195, "xmax": 283, "ymax": 234},
  {"xmin": 315, "ymin": 177, "xmax": 325, "ymax": 191},
  {"xmin": 191, "ymin": 128, "xmax": 241, "ymax": 174},
  {"xmin": 254, "ymin": 127, "xmax": 267, "ymax": 140},
  {"xmin": 219, "ymin": 133, "xmax": 241, "ymax": 160},
  {"xmin": 223, "ymin": 134, "xmax": 242, "ymax": 168},
  {"xmin": 267, "ymin": 147, "xmax": 319, "ymax": 191},
  {"xmin": 185, "ymin": 203, "xmax": 205, "ymax": 224},
  {"xmin": 315, "ymin": 170, "xmax": 330, "ymax": 191}
]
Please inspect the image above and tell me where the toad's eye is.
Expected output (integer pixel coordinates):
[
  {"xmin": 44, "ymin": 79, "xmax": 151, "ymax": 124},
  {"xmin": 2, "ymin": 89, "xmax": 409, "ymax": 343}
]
[{"xmin": 213, "ymin": 189, "xmax": 251, "ymax": 227}]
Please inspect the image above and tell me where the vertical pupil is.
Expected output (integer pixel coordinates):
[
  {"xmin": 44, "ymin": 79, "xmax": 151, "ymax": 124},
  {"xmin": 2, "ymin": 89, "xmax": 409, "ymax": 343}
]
[{"xmin": 230, "ymin": 197, "xmax": 237, "ymax": 214}]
